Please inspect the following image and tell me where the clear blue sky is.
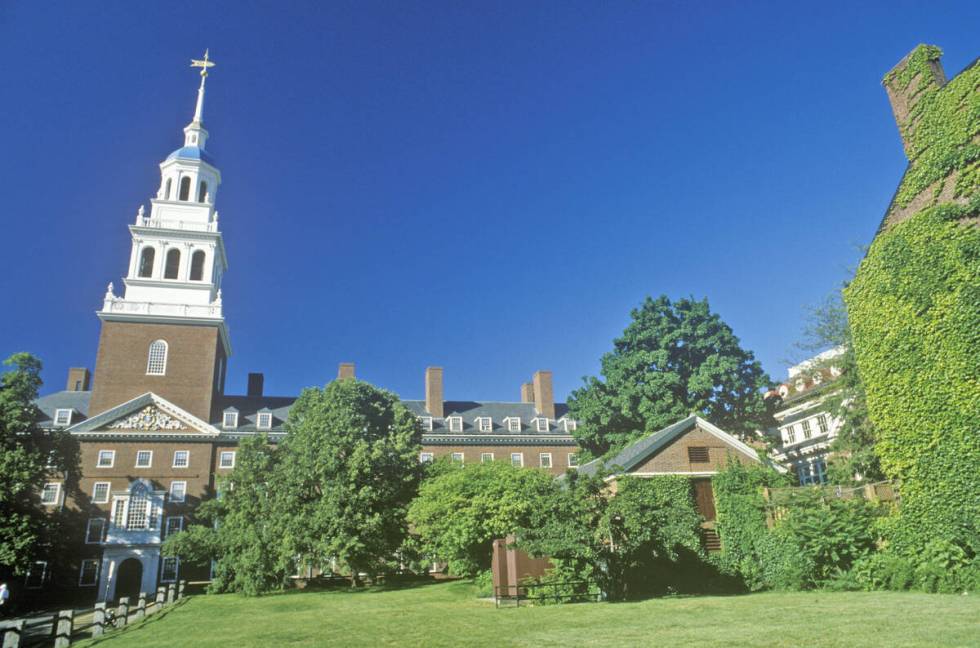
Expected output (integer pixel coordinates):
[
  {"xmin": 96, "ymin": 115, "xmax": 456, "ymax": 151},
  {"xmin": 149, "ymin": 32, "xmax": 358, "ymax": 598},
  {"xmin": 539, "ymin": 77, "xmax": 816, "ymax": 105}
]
[{"xmin": 1, "ymin": 1, "xmax": 977, "ymax": 402}]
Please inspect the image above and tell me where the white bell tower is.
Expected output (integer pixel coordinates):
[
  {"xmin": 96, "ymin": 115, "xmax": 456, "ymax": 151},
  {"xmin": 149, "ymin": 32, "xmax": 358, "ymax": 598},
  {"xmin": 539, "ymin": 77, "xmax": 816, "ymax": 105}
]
[{"xmin": 99, "ymin": 50, "xmax": 230, "ymax": 356}]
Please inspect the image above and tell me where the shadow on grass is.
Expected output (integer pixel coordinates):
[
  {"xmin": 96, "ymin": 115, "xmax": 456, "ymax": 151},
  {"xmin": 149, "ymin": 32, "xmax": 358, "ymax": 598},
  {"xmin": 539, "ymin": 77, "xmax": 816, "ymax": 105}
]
[{"xmin": 77, "ymin": 598, "xmax": 191, "ymax": 647}]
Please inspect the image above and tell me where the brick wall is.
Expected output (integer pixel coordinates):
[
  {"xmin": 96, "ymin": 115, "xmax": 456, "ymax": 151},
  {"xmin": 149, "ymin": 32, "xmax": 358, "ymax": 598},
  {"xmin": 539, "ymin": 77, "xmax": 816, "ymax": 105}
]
[{"xmin": 422, "ymin": 443, "xmax": 580, "ymax": 475}]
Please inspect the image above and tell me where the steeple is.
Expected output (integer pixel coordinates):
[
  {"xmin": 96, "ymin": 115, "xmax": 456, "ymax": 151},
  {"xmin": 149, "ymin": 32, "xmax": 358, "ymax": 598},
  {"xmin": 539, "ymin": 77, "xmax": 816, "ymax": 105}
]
[{"xmin": 184, "ymin": 50, "xmax": 215, "ymax": 150}]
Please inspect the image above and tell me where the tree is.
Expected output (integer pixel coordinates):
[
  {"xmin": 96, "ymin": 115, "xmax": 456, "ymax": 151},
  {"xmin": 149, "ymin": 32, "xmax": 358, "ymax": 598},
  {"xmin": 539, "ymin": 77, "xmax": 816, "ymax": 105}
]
[
  {"xmin": 407, "ymin": 459, "xmax": 558, "ymax": 576},
  {"xmin": 0, "ymin": 353, "xmax": 49, "ymax": 575},
  {"xmin": 275, "ymin": 379, "xmax": 423, "ymax": 585},
  {"xmin": 568, "ymin": 296, "xmax": 772, "ymax": 457}
]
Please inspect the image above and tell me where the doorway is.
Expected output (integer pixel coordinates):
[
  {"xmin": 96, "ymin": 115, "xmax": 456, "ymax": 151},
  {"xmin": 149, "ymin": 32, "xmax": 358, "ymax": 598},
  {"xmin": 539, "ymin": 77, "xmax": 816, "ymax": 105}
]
[{"xmin": 115, "ymin": 558, "xmax": 143, "ymax": 602}]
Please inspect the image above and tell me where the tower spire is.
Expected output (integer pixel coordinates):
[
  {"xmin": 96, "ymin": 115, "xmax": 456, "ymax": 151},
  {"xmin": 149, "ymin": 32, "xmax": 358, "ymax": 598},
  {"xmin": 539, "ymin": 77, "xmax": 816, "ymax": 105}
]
[{"xmin": 190, "ymin": 49, "xmax": 215, "ymax": 124}]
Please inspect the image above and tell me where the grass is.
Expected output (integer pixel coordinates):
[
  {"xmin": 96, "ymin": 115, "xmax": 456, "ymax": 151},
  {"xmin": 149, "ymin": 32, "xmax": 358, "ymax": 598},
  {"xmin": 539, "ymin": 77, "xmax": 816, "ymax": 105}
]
[{"xmin": 75, "ymin": 581, "xmax": 980, "ymax": 648}]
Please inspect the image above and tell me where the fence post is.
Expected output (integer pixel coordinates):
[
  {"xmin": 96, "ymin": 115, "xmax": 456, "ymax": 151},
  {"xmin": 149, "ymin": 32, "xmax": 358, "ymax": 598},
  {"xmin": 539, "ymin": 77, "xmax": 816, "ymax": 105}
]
[
  {"xmin": 166, "ymin": 584, "xmax": 175, "ymax": 605},
  {"xmin": 135, "ymin": 593, "xmax": 147, "ymax": 621},
  {"xmin": 92, "ymin": 602, "xmax": 106, "ymax": 637},
  {"xmin": 117, "ymin": 597, "xmax": 130, "ymax": 628},
  {"xmin": 54, "ymin": 609, "xmax": 74, "ymax": 648},
  {"xmin": 178, "ymin": 580, "xmax": 186, "ymax": 600},
  {"xmin": 155, "ymin": 586, "xmax": 166, "ymax": 611},
  {"xmin": 2, "ymin": 620, "xmax": 25, "ymax": 648}
]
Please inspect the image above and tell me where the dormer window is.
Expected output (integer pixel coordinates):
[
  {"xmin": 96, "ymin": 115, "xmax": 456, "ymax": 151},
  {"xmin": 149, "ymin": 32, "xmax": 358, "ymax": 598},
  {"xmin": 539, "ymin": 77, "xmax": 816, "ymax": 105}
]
[
  {"xmin": 257, "ymin": 412, "xmax": 273, "ymax": 430},
  {"xmin": 534, "ymin": 418, "xmax": 549, "ymax": 432},
  {"xmin": 561, "ymin": 418, "xmax": 577, "ymax": 432},
  {"xmin": 476, "ymin": 417, "xmax": 492, "ymax": 432},
  {"xmin": 505, "ymin": 417, "xmax": 521, "ymax": 432},
  {"xmin": 447, "ymin": 416, "xmax": 463, "ymax": 433},
  {"xmin": 222, "ymin": 409, "xmax": 239, "ymax": 429},
  {"xmin": 54, "ymin": 408, "xmax": 73, "ymax": 427},
  {"xmin": 419, "ymin": 416, "xmax": 433, "ymax": 432}
]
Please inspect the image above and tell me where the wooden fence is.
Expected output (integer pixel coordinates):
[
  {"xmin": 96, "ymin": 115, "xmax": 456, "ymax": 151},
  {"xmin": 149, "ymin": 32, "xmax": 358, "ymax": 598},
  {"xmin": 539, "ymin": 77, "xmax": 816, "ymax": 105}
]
[
  {"xmin": 763, "ymin": 481, "xmax": 900, "ymax": 528},
  {"xmin": 0, "ymin": 581, "xmax": 187, "ymax": 648}
]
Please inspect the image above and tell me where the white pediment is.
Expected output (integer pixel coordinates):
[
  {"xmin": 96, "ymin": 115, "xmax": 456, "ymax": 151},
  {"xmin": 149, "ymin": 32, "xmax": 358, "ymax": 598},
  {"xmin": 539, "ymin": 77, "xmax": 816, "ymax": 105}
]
[
  {"xmin": 70, "ymin": 392, "xmax": 220, "ymax": 436},
  {"xmin": 108, "ymin": 405, "xmax": 189, "ymax": 432}
]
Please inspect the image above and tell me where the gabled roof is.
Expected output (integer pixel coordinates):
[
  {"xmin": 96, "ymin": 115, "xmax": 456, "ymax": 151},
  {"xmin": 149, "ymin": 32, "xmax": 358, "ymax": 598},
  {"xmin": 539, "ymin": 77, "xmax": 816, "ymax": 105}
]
[
  {"xmin": 68, "ymin": 392, "xmax": 221, "ymax": 437},
  {"xmin": 35, "ymin": 390, "xmax": 91, "ymax": 428},
  {"xmin": 576, "ymin": 415, "xmax": 765, "ymax": 478}
]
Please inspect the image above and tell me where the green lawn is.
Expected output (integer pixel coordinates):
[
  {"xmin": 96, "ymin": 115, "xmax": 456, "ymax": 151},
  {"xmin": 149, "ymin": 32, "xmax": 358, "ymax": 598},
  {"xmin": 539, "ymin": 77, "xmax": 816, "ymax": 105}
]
[{"xmin": 76, "ymin": 581, "xmax": 980, "ymax": 648}]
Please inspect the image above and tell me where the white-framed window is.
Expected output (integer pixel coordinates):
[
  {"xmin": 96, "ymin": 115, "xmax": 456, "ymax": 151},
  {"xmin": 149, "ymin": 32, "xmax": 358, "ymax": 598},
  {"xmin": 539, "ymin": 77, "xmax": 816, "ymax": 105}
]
[
  {"xmin": 451, "ymin": 452, "xmax": 464, "ymax": 463},
  {"xmin": 257, "ymin": 412, "xmax": 273, "ymax": 429},
  {"xmin": 54, "ymin": 408, "xmax": 73, "ymax": 427},
  {"xmin": 817, "ymin": 414, "xmax": 829, "ymax": 434},
  {"xmin": 85, "ymin": 518, "xmax": 106, "ymax": 544},
  {"xmin": 561, "ymin": 419, "xmax": 577, "ymax": 432},
  {"xmin": 223, "ymin": 410, "xmax": 238, "ymax": 428},
  {"xmin": 135, "ymin": 450, "xmax": 153, "ymax": 468},
  {"xmin": 567, "ymin": 453, "xmax": 578, "ymax": 468},
  {"xmin": 147, "ymin": 339, "xmax": 169, "ymax": 375},
  {"xmin": 801, "ymin": 420, "xmax": 812, "ymax": 440},
  {"xmin": 797, "ymin": 460, "xmax": 828, "ymax": 486},
  {"xmin": 165, "ymin": 516, "xmax": 184, "ymax": 538},
  {"xmin": 511, "ymin": 453, "xmax": 524, "ymax": 467},
  {"xmin": 219, "ymin": 451, "xmax": 236, "ymax": 469},
  {"xmin": 170, "ymin": 481, "xmax": 187, "ymax": 503},
  {"xmin": 160, "ymin": 556, "xmax": 179, "ymax": 583},
  {"xmin": 79, "ymin": 559, "xmax": 100, "ymax": 587},
  {"xmin": 505, "ymin": 417, "xmax": 521, "ymax": 432},
  {"xmin": 25, "ymin": 561, "xmax": 47, "ymax": 589},
  {"xmin": 97, "ymin": 450, "xmax": 115, "ymax": 468},
  {"xmin": 419, "ymin": 416, "xmax": 433, "ymax": 432},
  {"xmin": 173, "ymin": 450, "xmax": 189, "ymax": 468},
  {"xmin": 534, "ymin": 418, "xmax": 549, "ymax": 432},
  {"xmin": 476, "ymin": 417, "xmax": 492, "ymax": 432},
  {"xmin": 539, "ymin": 453, "xmax": 552, "ymax": 468},
  {"xmin": 785, "ymin": 426, "xmax": 796, "ymax": 444},
  {"xmin": 41, "ymin": 482, "xmax": 61, "ymax": 506},
  {"xmin": 126, "ymin": 489, "xmax": 150, "ymax": 530},
  {"xmin": 447, "ymin": 416, "xmax": 463, "ymax": 433},
  {"xmin": 481, "ymin": 452, "xmax": 494, "ymax": 463},
  {"xmin": 419, "ymin": 452, "xmax": 434, "ymax": 463},
  {"xmin": 92, "ymin": 481, "xmax": 111, "ymax": 504}
]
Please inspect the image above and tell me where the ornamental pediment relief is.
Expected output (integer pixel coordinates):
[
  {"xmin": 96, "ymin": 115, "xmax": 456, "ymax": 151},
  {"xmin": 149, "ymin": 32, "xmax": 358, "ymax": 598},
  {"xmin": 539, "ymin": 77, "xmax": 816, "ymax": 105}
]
[{"xmin": 107, "ymin": 405, "xmax": 189, "ymax": 432}]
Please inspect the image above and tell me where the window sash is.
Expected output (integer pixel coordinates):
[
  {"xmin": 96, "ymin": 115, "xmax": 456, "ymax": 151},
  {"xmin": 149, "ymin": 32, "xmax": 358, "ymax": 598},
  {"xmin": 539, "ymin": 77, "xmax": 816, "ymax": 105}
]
[
  {"xmin": 506, "ymin": 418, "xmax": 521, "ymax": 432},
  {"xmin": 419, "ymin": 452, "xmax": 433, "ymax": 463},
  {"xmin": 86, "ymin": 518, "xmax": 106, "ymax": 544},
  {"xmin": 257, "ymin": 413, "xmax": 272, "ymax": 429},
  {"xmin": 567, "ymin": 453, "xmax": 578, "ymax": 468},
  {"xmin": 219, "ymin": 451, "xmax": 236, "ymax": 468},
  {"xmin": 41, "ymin": 483, "xmax": 61, "ymax": 505},
  {"xmin": 97, "ymin": 450, "xmax": 115, "ymax": 467},
  {"xmin": 166, "ymin": 516, "xmax": 184, "ymax": 537},
  {"xmin": 447, "ymin": 417, "xmax": 463, "ymax": 432},
  {"xmin": 54, "ymin": 409, "xmax": 73, "ymax": 426},
  {"xmin": 510, "ymin": 453, "xmax": 523, "ymax": 467},
  {"xmin": 93, "ymin": 482, "xmax": 111, "ymax": 504},
  {"xmin": 25, "ymin": 561, "xmax": 47, "ymax": 589},
  {"xmin": 481, "ymin": 453, "xmax": 494, "ymax": 463},
  {"xmin": 135, "ymin": 450, "xmax": 153, "ymax": 468},
  {"xmin": 161, "ymin": 557, "xmax": 179, "ymax": 583},
  {"xmin": 539, "ymin": 453, "xmax": 552, "ymax": 468},
  {"xmin": 170, "ymin": 481, "xmax": 187, "ymax": 503},
  {"xmin": 173, "ymin": 451, "xmax": 189, "ymax": 468},
  {"xmin": 79, "ymin": 559, "xmax": 100, "ymax": 587},
  {"xmin": 223, "ymin": 412, "xmax": 238, "ymax": 428}
]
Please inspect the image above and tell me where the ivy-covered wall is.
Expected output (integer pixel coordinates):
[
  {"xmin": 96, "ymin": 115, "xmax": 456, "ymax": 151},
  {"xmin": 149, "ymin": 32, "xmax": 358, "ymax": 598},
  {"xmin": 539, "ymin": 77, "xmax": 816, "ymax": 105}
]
[{"xmin": 844, "ymin": 44, "xmax": 980, "ymax": 556}]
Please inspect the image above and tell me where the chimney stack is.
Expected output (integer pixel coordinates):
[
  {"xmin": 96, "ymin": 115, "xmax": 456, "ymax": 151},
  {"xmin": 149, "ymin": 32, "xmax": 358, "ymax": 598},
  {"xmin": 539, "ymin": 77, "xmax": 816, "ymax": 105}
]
[
  {"xmin": 520, "ymin": 382, "xmax": 534, "ymax": 403},
  {"xmin": 425, "ymin": 367, "xmax": 444, "ymax": 418},
  {"xmin": 337, "ymin": 363, "xmax": 356, "ymax": 380},
  {"xmin": 532, "ymin": 370, "xmax": 555, "ymax": 419},
  {"xmin": 66, "ymin": 367, "xmax": 91, "ymax": 392},
  {"xmin": 247, "ymin": 373, "xmax": 264, "ymax": 397},
  {"xmin": 883, "ymin": 45, "xmax": 947, "ymax": 158}
]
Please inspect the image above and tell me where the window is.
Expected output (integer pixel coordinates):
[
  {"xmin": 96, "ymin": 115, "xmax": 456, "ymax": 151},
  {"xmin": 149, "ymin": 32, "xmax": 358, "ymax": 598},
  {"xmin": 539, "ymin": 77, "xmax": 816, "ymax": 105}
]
[
  {"xmin": 161, "ymin": 557, "xmax": 179, "ymax": 583},
  {"xmin": 170, "ymin": 481, "xmax": 187, "ymax": 503},
  {"xmin": 147, "ymin": 340, "xmax": 168, "ymax": 375},
  {"xmin": 79, "ymin": 559, "xmax": 100, "ymax": 587},
  {"xmin": 135, "ymin": 450, "xmax": 153, "ymax": 468},
  {"xmin": 797, "ymin": 460, "xmax": 828, "ymax": 486},
  {"xmin": 138, "ymin": 247, "xmax": 155, "ymax": 278},
  {"xmin": 219, "ymin": 451, "xmax": 236, "ymax": 469},
  {"xmin": 25, "ymin": 561, "xmax": 47, "ymax": 589},
  {"xmin": 511, "ymin": 453, "xmax": 524, "ymax": 467},
  {"xmin": 164, "ymin": 178, "xmax": 173, "ymax": 200},
  {"xmin": 92, "ymin": 481, "xmax": 111, "ymax": 504},
  {"xmin": 223, "ymin": 410, "xmax": 238, "ymax": 428},
  {"xmin": 178, "ymin": 176, "xmax": 191, "ymax": 201},
  {"xmin": 173, "ymin": 450, "xmax": 189, "ymax": 468},
  {"xmin": 41, "ymin": 482, "xmax": 61, "ymax": 506},
  {"xmin": 451, "ymin": 452, "xmax": 464, "ymax": 464},
  {"xmin": 419, "ymin": 452, "xmax": 433, "ymax": 463},
  {"xmin": 257, "ymin": 412, "xmax": 273, "ymax": 429},
  {"xmin": 505, "ymin": 417, "xmax": 521, "ymax": 432},
  {"xmin": 97, "ymin": 450, "xmax": 115, "ymax": 468},
  {"xmin": 198, "ymin": 180, "xmax": 208, "ymax": 203},
  {"xmin": 817, "ymin": 414, "xmax": 829, "ymax": 434},
  {"xmin": 812, "ymin": 372, "xmax": 823, "ymax": 385},
  {"xmin": 785, "ymin": 426, "xmax": 796, "ymax": 444},
  {"xmin": 127, "ymin": 488, "xmax": 150, "ymax": 530},
  {"xmin": 190, "ymin": 250, "xmax": 206, "ymax": 281},
  {"xmin": 561, "ymin": 419, "xmax": 577, "ymax": 432},
  {"xmin": 112, "ymin": 498, "xmax": 126, "ymax": 526},
  {"xmin": 164, "ymin": 248, "xmax": 181, "ymax": 279},
  {"xmin": 54, "ymin": 408, "xmax": 73, "ymax": 427},
  {"xmin": 85, "ymin": 518, "xmax": 106, "ymax": 544},
  {"xmin": 539, "ymin": 453, "xmax": 552, "ymax": 468},
  {"xmin": 419, "ymin": 416, "xmax": 433, "ymax": 432},
  {"xmin": 534, "ymin": 418, "xmax": 549, "ymax": 432},
  {"xmin": 447, "ymin": 416, "xmax": 463, "ymax": 432},
  {"xmin": 567, "ymin": 453, "xmax": 578, "ymax": 468},
  {"xmin": 794, "ymin": 379, "xmax": 806, "ymax": 392},
  {"xmin": 165, "ymin": 516, "xmax": 184, "ymax": 538},
  {"xmin": 476, "ymin": 417, "xmax": 492, "ymax": 432},
  {"xmin": 481, "ymin": 452, "xmax": 494, "ymax": 463},
  {"xmin": 801, "ymin": 420, "xmax": 812, "ymax": 440},
  {"xmin": 688, "ymin": 446, "xmax": 710, "ymax": 463}
]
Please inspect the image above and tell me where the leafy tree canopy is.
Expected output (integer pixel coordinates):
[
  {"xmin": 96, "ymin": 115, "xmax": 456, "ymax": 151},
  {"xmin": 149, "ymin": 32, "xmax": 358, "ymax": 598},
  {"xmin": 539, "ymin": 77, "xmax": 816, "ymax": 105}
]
[{"xmin": 568, "ymin": 296, "xmax": 772, "ymax": 457}]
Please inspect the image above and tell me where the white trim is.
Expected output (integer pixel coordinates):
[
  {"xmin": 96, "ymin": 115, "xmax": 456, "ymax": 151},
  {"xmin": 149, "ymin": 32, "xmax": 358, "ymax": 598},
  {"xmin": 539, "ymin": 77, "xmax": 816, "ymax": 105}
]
[
  {"xmin": 447, "ymin": 416, "xmax": 463, "ymax": 433},
  {"xmin": 419, "ymin": 452, "xmax": 434, "ymax": 463},
  {"xmin": 146, "ymin": 339, "xmax": 169, "ymax": 376},
  {"xmin": 451, "ymin": 452, "xmax": 464, "ymax": 464},
  {"xmin": 41, "ymin": 482, "xmax": 62, "ymax": 506},
  {"xmin": 539, "ymin": 452, "xmax": 552, "ymax": 468},
  {"xmin": 481, "ymin": 452, "xmax": 494, "ymax": 463},
  {"xmin": 690, "ymin": 417, "xmax": 767, "ymax": 466},
  {"xmin": 567, "ymin": 453, "xmax": 578, "ymax": 468},
  {"xmin": 172, "ymin": 450, "xmax": 190, "ymax": 468},
  {"xmin": 560, "ymin": 418, "xmax": 577, "ymax": 432},
  {"xmin": 419, "ymin": 416, "xmax": 433, "ymax": 432},
  {"xmin": 256, "ymin": 412, "xmax": 273, "ymax": 430},
  {"xmin": 476, "ymin": 417, "xmax": 493, "ymax": 433},
  {"xmin": 223, "ymin": 411, "xmax": 239, "ymax": 429},
  {"xmin": 92, "ymin": 481, "xmax": 111, "ymax": 504},
  {"xmin": 135, "ymin": 449, "xmax": 153, "ymax": 468},
  {"xmin": 169, "ymin": 480, "xmax": 187, "ymax": 503},
  {"xmin": 504, "ymin": 417, "xmax": 521, "ymax": 432},
  {"xmin": 97, "ymin": 449, "xmax": 115, "ymax": 468},
  {"xmin": 160, "ymin": 556, "xmax": 180, "ymax": 583},
  {"xmin": 25, "ymin": 560, "xmax": 48, "ymax": 589},
  {"xmin": 54, "ymin": 408, "xmax": 73, "ymax": 427},
  {"xmin": 85, "ymin": 518, "xmax": 106, "ymax": 544},
  {"xmin": 219, "ymin": 450, "xmax": 236, "ymax": 469},
  {"xmin": 78, "ymin": 559, "xmax": 100, "ymax": 587},
  {"xmin": 533, "ymin": 418, "xmax": 549, "ymax": 432},
  {"xmin": 165, "ymin": 515, "xmax": 184, "ymax": 538},
  {"xmin": 510, "ymin": 452, "xmax": 524, "ymax": 467}
]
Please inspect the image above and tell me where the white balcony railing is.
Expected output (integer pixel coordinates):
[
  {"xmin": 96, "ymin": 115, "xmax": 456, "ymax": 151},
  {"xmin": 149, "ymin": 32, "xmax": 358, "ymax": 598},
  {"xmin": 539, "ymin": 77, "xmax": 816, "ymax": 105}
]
[
  {"xmin": 136, "ymin": 215, "xmax": 218, "ymax": 232},
  {"xmin": 101, "ymin": 297, "xmax": 223, "ymax": 319}
]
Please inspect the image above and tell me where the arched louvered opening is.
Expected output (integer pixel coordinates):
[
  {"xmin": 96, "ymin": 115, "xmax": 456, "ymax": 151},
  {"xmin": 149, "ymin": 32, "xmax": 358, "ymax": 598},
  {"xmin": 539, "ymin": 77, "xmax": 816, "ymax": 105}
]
[
  {"xmin": 190, "ymin": 250, "xmax": 206, "ymax": 281},
  {"xmin": 198, "ymin": 180, "xmax": 208, "ymax": 203},
  {"xmin": 138, "ymin": 247, "xmax": 155, "ymax": 278},
  {"xmin": 178, "ymin": 176, "xmax": 191, "ymax": 201},
  {"xmin": 164, "ymin": 248, "xmax": 180, "ymax": 279},
  {"xmin": 164, "ymin": 178, "xmax": 173, "ymax": 200}
]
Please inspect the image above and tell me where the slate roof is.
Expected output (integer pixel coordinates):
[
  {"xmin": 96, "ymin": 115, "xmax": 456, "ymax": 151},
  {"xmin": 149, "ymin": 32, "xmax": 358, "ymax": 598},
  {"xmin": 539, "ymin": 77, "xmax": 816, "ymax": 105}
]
[{"xmin": 35, "ymin": 390, "xmax": 91, "ymax": 428}]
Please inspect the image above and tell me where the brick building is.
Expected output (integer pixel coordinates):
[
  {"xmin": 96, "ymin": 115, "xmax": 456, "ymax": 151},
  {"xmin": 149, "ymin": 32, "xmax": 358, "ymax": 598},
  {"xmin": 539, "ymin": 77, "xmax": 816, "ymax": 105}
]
[{"xmin": 30, "ymin": 56, "xmax": 579, "ymax": 604}]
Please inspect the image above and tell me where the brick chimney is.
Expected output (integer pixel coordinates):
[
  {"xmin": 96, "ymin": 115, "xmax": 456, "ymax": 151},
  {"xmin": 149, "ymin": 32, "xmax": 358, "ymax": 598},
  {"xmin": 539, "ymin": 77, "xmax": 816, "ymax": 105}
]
[
  {"xmin": 247, "ymin": 373, "xmax": 264, "ymax": 397},
  {"xmin": 532, "ymin": 370, "xmax": 555, "ymax": 419},
  {"xmin": 520, "ymin": 382, "xmax": 534, "ymax": 403},
  {"xmin": 425, "ymin": 367, "xmax": 444, "ymax": 418},
  {"xmin": 66, "ymin": 367, "xmax": 91, "ymax": 392},
  {"xmin": 883, "ymin": 45, "xmax": 947, "ymax": 158},
  {"xmin": 337, "ymin": 363, "xmax": 355, "ymax": 380}
]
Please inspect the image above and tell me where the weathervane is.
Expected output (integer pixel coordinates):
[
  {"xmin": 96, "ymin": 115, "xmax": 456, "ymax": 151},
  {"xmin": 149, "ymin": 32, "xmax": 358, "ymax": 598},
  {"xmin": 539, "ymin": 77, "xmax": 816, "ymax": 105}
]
[{"xmin": 191, "ymin": 49, "xmax": 216, "ymax": 79}]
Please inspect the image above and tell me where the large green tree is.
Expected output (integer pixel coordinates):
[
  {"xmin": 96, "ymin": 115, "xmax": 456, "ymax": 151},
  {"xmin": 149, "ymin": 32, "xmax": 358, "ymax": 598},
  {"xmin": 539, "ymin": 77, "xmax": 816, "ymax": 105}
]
[
  {"xmin": 276, "ymin": 379, "xmax": 423, "ymax": 585},
  {"xmin": 0, "ymin": 353, "xmax": 49, "ymax": 575},
  {"xmin": 568, "ymin": 296, "xmax": 772, "ymax": 457}
]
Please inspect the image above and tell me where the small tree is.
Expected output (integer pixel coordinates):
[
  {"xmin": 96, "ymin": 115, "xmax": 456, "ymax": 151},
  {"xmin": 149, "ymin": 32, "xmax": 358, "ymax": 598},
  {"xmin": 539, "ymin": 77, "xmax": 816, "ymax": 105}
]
[
  {"xmin": 568, "ymin": 295, "xmax": 772, "ymax": 457},
  {"xmin": 276, "ymin": 379, "xmax": 423, "ymax": 585}
]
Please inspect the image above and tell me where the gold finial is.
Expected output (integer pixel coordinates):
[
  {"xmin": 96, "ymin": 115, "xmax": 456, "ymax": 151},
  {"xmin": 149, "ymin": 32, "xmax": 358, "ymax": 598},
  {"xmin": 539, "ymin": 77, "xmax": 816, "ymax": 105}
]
[{"xmin": 191, "ymin": 49, "xmax": 216, "ymax": 78}]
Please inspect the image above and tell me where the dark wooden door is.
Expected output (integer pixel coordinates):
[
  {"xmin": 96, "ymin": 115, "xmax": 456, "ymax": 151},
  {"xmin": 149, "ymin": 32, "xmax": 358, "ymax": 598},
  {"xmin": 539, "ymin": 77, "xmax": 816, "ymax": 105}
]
[
  {"xmin": 116, "ymin": 558, "xmax": 143, "ymax": 602},
  {"xmin": 692, "ymin": 479, "xmax": 716, "ymax": 521}
]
